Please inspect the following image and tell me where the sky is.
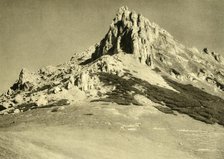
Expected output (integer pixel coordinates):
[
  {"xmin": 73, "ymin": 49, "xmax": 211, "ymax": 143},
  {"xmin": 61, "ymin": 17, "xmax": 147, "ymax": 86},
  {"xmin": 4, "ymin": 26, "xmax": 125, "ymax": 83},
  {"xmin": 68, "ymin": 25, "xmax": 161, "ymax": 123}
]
[{"xmin": 0, "ymin": 0, "xmax": 224, "ymax": 93}]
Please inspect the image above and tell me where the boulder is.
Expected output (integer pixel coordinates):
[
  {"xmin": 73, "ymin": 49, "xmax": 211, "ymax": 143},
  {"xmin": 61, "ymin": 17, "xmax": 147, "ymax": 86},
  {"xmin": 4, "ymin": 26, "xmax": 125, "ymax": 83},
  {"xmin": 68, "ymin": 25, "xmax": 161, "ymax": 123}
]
[
  {"xmin": 1, "ymin": 102, "xmax": 14, "ymax": 109},
  {"xmin": 14, "ymin": 94, "xmax": 23, "ymax": 104},
  {"xmin": 36, "ymin": 97, "xmax": 48, "ymax": 107},
  {"xmin": 65, "ymin": 82, "xmax": 73, "ymax": 90},
  {"xmin": 14, "ymin": 109, "xmax": 20, "ymax": 114},
  {"xmin": 53, "ymin": 87, "xmax": 61, "ymax": 94}
]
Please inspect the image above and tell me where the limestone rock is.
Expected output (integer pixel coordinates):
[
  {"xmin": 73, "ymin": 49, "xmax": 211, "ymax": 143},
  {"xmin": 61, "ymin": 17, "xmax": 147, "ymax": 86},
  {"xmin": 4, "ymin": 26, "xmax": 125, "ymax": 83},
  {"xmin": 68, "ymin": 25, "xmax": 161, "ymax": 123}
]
[
  {"xmin": 1, "ymin": 6, "xmax": 224, "ymax": 115},
  {"xmin": 36, "ymin": 97, "xmax": 48, "ymax": 107},
  {"xmin": 66, "ymin": 82, "xmax": 73, "ymax": 90},
  {"xmin": 14, "ymin": 94, "xmax": 23, "ymax": 104},
  {"xmin": 203, "ymin": 48, "xmax": 222, "ymax": 63},
  {"xmin": 76, "ymin": 71, "xmax": 92, "ymax": 91},
  {"xmin": 1, "ymin": 102, "xmax": 14, "ymax": 109},
  {"xmin": 10, "ymin": 68, "xmax": 38, "ymax": 91},
  {"xmin": 14, "ymin": 109, "xmax": 20, "ymax": 114},
  {"xmin": 91, "ymin": 6, "xmax": 173, "ymax": 69},
  {"xmin": 52, "ymin": 87, "xmax": 61, "ymax": 94}
]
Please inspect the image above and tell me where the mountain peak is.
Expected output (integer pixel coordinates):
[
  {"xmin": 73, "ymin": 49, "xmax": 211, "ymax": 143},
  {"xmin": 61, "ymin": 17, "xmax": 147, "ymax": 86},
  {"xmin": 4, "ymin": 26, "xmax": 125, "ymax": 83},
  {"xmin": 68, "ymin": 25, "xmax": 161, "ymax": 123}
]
[
  {"xmin": 91, "ymin": 7, "xmax": 174, "ymax": 66},
  {"xmin": 1, "ymin": 6, "xmax": 224, "ymax": 127},
  {"xmin": 117, "ymin": 6, "xmax": 129, "ymax": 13}
]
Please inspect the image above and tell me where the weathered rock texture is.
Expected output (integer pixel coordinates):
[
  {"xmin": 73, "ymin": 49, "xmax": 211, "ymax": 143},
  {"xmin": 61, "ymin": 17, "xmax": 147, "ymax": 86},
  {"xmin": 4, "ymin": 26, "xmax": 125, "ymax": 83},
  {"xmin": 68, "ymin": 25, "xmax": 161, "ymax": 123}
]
[
  {"xmin": 0, "ymin": 6, "xmax": 224, "ymax": 116},
  {"xmin": 92, "ymin": 6, "xmax": 164, "ymax": 67}
]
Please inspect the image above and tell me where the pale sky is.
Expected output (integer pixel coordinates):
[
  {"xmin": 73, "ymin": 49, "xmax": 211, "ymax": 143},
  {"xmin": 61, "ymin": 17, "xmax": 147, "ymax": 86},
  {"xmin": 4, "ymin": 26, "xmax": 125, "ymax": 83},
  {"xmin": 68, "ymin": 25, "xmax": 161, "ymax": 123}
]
[{"xmin": 0, "ymin": 0, "xmax": 224, "ymax": 93}]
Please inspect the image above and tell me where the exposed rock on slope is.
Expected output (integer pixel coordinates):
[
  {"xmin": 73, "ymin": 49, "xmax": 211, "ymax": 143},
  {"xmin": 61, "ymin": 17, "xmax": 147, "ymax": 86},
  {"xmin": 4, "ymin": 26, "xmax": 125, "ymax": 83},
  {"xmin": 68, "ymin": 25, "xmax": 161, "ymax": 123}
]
[
  {"xmin": 1, "ymin": 6, "xmax": 224, "ymax": 126},
  {"xmin": 90, "ymin": 6, "xmax": 224, "ymax": 91}
]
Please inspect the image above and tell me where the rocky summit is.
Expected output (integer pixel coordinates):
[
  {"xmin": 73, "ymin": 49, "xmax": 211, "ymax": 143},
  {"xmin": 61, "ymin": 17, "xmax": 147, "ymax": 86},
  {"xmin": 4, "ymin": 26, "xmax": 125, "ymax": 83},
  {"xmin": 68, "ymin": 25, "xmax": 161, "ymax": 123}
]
[{"xmin": 1, "ymin": 6, "xmax": 224, "ymax": 126}]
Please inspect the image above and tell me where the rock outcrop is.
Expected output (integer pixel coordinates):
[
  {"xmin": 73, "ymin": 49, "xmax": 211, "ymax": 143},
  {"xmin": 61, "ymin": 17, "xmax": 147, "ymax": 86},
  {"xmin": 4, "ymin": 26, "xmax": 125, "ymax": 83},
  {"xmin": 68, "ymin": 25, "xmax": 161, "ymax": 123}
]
[
  {"xmin": 0, "ymin": 6, "xmax": 224, "ymax": 115},
  {"xmin": 92, "ymin": 6, "xmax": 170, "ymax": 68},
  {"xmin": 10, "ymin": 68, "xmax": 38, "ymax": 91}
]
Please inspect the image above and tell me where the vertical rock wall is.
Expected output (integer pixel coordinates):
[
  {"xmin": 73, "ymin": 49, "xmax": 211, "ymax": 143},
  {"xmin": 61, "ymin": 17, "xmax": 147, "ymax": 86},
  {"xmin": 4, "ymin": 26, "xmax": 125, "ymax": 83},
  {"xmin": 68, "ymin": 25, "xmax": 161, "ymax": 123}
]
[{"xmin": 92, "ymin": 6, "xmax": 173, "ymax": 68}]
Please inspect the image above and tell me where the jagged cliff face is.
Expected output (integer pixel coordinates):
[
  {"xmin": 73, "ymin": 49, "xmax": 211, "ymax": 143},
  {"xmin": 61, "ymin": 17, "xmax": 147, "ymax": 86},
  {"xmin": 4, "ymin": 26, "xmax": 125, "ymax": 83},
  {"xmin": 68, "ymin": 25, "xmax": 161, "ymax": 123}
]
[
  {"xmin": 1, "ymin": 6, "xmax": 224, "ymax": 125},
  {"xmin": 91, "ymin": 6, "xmax": 224, "ymax": 90},
  {"xmin": 92, "ymin": 6, "xmax": 167, "ymax": 66}
]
